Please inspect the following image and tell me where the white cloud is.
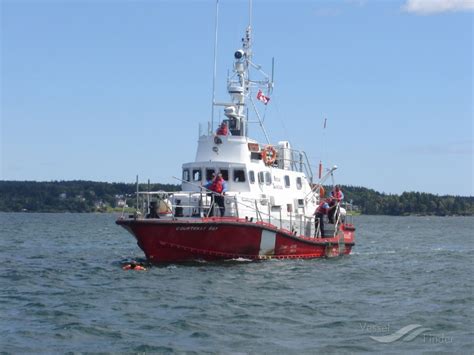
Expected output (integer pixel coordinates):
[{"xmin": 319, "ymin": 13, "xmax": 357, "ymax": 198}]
[{"xmin": 402, "ymin": 0, "xmax": 474, "ymax": 14}]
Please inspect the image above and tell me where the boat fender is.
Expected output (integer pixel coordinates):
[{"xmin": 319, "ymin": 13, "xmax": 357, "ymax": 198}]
[{"xmin": 339, "ymin": 207, "xmax": 346, "ymax": 222}]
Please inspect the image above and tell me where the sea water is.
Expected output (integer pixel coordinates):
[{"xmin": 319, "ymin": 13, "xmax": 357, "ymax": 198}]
[{"xmin": 0, "ymin": 213, "xmax": 472, "ymax": 353}]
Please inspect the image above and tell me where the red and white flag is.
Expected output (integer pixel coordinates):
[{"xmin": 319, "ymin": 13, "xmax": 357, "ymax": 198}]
[{"xmin": 256, "ymin": 90, "xmax": 270, "ymax": 105}]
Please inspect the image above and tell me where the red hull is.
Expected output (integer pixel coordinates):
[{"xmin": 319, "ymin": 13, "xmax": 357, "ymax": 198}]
[{"xmin": 117, "ymin": 217, "xmax": 355, "ymax": 263}]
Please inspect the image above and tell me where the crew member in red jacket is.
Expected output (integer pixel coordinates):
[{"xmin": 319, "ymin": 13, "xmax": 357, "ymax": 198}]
[
  {"xmin": 331, "ymin": 185, "xmax": 344, "ymax": 202},
  {"xmin": 205, "ymin": 173, "xmax": 226, "ymax": 216},
  {"xmin": 211, "ymin": 173, "xmax": 226, "ymax": 217},
  {"xmin": 329, "ymin": 185, "xmax": 344, "ymax": 223},
  {"xmin": 314, "ymin": 199, "xmax": 335, "ymax": 237},
  {"xmin": 216, "ymin": 122, "xmax": 229, "ymax": 136}
]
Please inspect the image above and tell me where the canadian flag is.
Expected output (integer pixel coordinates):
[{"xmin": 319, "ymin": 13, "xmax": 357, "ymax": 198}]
[{"xmin": 256, "ymin": 90, "xmax": 270, "ymax": 105}]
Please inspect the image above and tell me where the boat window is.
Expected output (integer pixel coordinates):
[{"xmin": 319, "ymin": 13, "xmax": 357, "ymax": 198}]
[
  {"xmin": 206, "ymin": 169, "xmax": 215, "ymax": 182},
  {"xmin": 296, "ymin": 177, "xmax": 302, "ymax": 190},
  {"xmin": 192, "ymin": 169, "xmax": 202, "ymax": 182},
  {"xmin": 249, "ymin": 170, "xmax": 255, "ymax": 184},
  {"xmin": 250, "ymin": 152, "xmax": 261, "ymax": 160},
  {"xmin": 265, "ymin": 172, "xmax": 272, "ymax": 185},
  {"xmin": 258, "ymin": 171, "xmax": 264, "ymax": 184},
  {"xmin": 219, "ymin": 169, "xmax": 229, "ymax": 181},
  {"xmin": 182, "ymin": 169, "xmax": 190, "ymax": 182},
  {"xmin": 284, "ymin": 175, "xmax": 290, "ymax": 188},
  {"xmin": 234, "ymin": 169, "xmax": 246, "ymax": 182}
]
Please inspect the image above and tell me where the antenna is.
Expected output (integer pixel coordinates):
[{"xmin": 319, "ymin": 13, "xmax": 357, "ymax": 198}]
[
  {"xmin": 249, "ymin": 0, "xmax": 252, "ymax": 28},
  {"xmin": 271, "ymin": 57, "xmax": 274, "ymax": 93},
  {"xmin": 210, "ymin": 0, "xmax": 219, "ymax": 132}
]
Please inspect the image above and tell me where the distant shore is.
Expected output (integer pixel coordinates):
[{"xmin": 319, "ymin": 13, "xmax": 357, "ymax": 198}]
[{"xmin": 0, "ymin": 180, "xmax": 472, "ymax": 216}]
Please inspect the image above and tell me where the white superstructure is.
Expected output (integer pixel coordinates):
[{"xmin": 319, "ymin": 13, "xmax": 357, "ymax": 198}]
[{"xmin": 169, "ymin": 20, "xmax": 331, "ymax": 236}]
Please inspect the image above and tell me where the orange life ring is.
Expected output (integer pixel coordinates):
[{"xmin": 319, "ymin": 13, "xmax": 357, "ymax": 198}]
[
  {"xmin": 262, "ymin": 146, "xmax": 277, "ymax": 166},
  {"xmin": 122, "ymin": 264, "xmax": 146, "ymax": 271}
]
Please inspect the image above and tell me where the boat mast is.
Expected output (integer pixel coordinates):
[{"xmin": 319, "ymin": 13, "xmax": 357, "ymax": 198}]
[
  {"xmin": 221, "ymin": 0, "xmax": 253, "ymax": 137},
  {"xmin": 212, "ymin": 0, "xmax": 272, "ymax": 139},
  {"xmin": 210, "ymin": 0, "xmax": 219, "ymax": 133}
]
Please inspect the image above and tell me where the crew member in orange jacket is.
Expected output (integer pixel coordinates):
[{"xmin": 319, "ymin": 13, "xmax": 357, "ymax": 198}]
[
  {"xmin": 211, "ymin": 173, "xmax": 227, "ymax": 217},
  {"xmin": 216, "ymin": 122, "xmax": 229, "ymax": 136},
  {"xmin": 205, "ymin": 172, "xmax": 226, "ymax": 216},
  {"xmin": 331, "ymin": 185, "xmax": 344, "ymax": 202},
  {"xmin": 329, "ymin": 185, "xmax": 344, "ymax": 223},
  {"xmin": 314, "ymin": 199, "xmax": 335, "ymax": 237}
]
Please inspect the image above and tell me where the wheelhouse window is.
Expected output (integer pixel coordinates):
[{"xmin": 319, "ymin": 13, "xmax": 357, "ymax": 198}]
[
  {"xmin": 206, "ymin": 169, "xmax": 215, "ymax": 182},
  {"xmin": 182, "ymin": 169, "xmax": 190, "ymax": 182},
  {"xmin": 234, "ymin": 169, "xmax": 246, "ymax": 182},
  {"xmin": 258, "ymin": 171, "xmax": 265, "ymax": 184},
  {"xmin": 192, "ymin": 169, "xmax": 202, "ymax": 182},
  {"xmin": 249, "ymin": 170, "xmax": 255, "ymax": 184},
  {"xmin": 265, "ymin": 172, "xmax": 272, "ymax": 185},
  {"xmin": 284, "ymin": 175, "xmax": 290, "ymax": 188},
  {"xmin": 219, "ymin": 169, "xmax": 229, "ymax": 181},
  {"xmin": 296, "ymin": 177, "xmax": 302, "ymax": 190}
]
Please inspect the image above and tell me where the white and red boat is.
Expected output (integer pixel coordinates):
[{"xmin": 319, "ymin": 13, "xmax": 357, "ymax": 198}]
[{"xmin": 116, "ymin": 2, "xmax": 355, "ymax": 263}]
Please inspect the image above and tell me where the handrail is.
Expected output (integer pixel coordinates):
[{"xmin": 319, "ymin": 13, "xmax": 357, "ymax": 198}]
[
  {"xmin": 333, "ymin": 202, "xmax": 341, "ymax": 237},
  {"xmin": 130, "ymin": 189, "xmax": 351, "ymax": 239}
]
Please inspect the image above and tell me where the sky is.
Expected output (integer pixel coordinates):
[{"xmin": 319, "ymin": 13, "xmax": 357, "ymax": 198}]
[{"xmin": 1, "ymin": 0, "xmax": 473, "ymax": 196}]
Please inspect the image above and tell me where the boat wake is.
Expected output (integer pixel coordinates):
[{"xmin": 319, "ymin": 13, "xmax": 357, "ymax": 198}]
[{"xmin": 227, "ymin": 257, "xmax": 253, "ymax": 262}]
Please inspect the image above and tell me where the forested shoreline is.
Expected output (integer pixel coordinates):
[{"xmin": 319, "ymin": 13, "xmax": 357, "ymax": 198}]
[{"xmin": 0, "ymin": 180, "xmax": 472, "ymax": 216}]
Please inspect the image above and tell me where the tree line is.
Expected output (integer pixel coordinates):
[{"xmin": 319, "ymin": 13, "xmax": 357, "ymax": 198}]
[
  {"xmin": 0, "ymin": 180, "xmax": 472, "ymax": 216},
  {"xmin": 340, "ymin": 185, "xmax": 473, "ymax": 216},
  {"xmin": 0, "ymin": 180, "xmax": 179, "ymax": 213}
]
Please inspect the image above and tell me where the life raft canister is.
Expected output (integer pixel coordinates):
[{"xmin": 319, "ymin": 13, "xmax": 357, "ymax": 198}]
[{"xmin": 262, "ymin": 145, "xmax": 277, "ymax": 166}]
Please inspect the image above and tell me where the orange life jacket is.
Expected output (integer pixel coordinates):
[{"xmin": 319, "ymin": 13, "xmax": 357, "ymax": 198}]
[
  {"xmin": 216, "ymin": 125, "xmax": 228, "ymax": 136},
  {"xmin": 211, "ymin": 178, "xmax": 224, "ymax": 193}
]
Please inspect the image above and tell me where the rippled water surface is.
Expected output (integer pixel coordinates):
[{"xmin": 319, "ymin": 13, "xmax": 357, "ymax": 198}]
[{"xmin": 1, "ymin": 213, "xmax": 473, "ymax": 353}]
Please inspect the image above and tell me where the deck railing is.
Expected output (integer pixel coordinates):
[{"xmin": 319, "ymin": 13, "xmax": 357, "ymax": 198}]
[{"xmin": 123, "ymin": 191, "xmax": 347, "ymax": 238}]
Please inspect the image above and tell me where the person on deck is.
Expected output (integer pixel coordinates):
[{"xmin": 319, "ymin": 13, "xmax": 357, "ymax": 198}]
[
  {"xmin": 328, "ymin": 186, "xmax": 344, "ymax": 223},
  {"xmin": 331, "ymin": 185, "xmax": 344, "ymax": 202},
  {"xmin": 212, "ymin": 173, "xmax": 227, "ymax": 217},
  {"xmin": 204, "ymin": 173, "xmax": 217, "ymax": 216},
  {"xmin": 216, "ymin": 122, "xmax": 229, "ymax": 136},
  {"xmin": 314, "ymin": 199, "xmax": 336, "ymax": 237}
]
